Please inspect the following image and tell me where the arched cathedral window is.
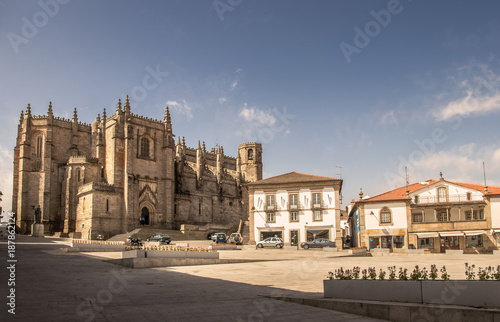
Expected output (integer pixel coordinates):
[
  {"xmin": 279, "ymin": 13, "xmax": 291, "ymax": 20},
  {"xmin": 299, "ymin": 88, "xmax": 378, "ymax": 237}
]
[
  {"xmin": 248, "ymin": 149, "xmax": 253, "ymax": 160},
  {"xmin": 140, "ymin": 137, "xmax": 150, "ymax": 158}
]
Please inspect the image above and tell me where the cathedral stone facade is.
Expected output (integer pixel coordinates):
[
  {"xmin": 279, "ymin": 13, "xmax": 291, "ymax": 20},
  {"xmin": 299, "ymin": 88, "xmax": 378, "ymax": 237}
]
[{"xmin": 12, "ymin": 97, "xmax": 262, "ymax": 239}]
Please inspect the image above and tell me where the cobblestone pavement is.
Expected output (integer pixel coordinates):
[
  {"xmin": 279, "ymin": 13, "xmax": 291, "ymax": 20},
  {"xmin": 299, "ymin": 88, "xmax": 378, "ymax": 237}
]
[{"xmin": 2, "ymin": 236, "xmax": 498, "ymax": 321}]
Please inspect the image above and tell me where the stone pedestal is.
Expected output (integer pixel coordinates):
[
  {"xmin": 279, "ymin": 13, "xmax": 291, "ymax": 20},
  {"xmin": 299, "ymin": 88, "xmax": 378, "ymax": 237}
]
[{"xmin": 31, "ymin": 224, "xmax": 45, "ymax": 237}]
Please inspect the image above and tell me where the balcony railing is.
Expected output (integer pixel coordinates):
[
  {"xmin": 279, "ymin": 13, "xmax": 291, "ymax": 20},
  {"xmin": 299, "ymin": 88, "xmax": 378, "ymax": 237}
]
[
  {"xmin": 288, "ymin": 203, "xmax": 300, "ymax": 210},
  {"xmin": 264, "ymin": 204, "xmax": 276, "ymax": 211},
  {"xmin": 310, "ymin": 201, "xmax": 326, "ymax": 209},
  {"xmin": 412, "ymin": 194, "xmax": 483, "ymax": 205}
]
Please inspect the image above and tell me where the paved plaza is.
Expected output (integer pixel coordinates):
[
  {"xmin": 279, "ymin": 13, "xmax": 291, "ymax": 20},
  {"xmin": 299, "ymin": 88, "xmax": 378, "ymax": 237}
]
[{"xmin": 1, "ymin": 236, "xmax": 500, "ymax": 321}]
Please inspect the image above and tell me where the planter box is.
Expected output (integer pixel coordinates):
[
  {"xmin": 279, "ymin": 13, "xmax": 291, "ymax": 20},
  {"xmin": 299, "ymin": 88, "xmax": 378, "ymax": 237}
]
[
  {"xmin": 348, "ymin": 248, "xmax": 367, "ymax": 255},
  {"xmin": 121, "ymin": 249, "xmax": 146, "ymax": 258},
  {"xmin": 324, "ymin": 280, "xmax": 421, "ymax": 303},
  {"xmin": 209, "ymin": 245, "xmax": 238, "ymax": 250},
  {"xmin": 445, "ymin": 249, "xmax": 463, "ymax": 254},
  {"xmin": 406, "ymin": 249, "xmax": 424, "ymax": 254},
  {"xmin": 146, "ymin": 250, "xmax": 186, "ymax": 258},
  {"xmin": 324, "ymin": 279, "xmax": 500, "ymax": 308},
  {"xmin": 422, "ymin": 280, "xmax": 500, "ymax": 308},
  {"xmin": 141, "ymin": 250, "xmax": 219, "ymax": 259},
  {"xmin": 71, "ymin": 243, "xmax": 126, "ymax": 251},
  {"xmin": 323, "ymin": 247, "xmax": 338, "ymax": 252}
]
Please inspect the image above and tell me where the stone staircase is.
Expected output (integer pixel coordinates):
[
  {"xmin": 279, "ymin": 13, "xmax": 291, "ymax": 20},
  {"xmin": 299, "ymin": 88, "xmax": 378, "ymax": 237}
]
[{"xmin": 107, "ymin": 228, "xmax": 194, "ymax": 242}]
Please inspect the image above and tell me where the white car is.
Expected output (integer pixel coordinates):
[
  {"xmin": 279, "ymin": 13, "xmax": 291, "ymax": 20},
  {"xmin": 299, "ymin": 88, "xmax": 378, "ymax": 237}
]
[{"xmin": 256, "ymin": 237, "xmax": 283, "ymax": 249}]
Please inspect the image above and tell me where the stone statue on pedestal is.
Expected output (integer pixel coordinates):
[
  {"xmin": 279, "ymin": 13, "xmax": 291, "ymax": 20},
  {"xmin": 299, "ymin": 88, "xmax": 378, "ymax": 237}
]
[
  {"xmin": 34, "ymin": 205, "xmax": 41, "ymax": 224},
  {"xmin": 31, "ymin": 205, "xmax": 44, "ymax": 237}
]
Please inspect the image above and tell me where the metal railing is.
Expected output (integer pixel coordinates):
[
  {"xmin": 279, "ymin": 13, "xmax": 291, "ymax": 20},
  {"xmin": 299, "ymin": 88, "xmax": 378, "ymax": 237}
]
[{"xmin": 412, "ymin": 194, "xmax": 483, "ymax": 204}]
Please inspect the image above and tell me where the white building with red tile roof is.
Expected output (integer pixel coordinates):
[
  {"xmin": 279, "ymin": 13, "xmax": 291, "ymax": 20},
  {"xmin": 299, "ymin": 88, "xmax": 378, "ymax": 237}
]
[{"xmin": 348, "ymin": 174, "xmax": 500, "ymax": 253}]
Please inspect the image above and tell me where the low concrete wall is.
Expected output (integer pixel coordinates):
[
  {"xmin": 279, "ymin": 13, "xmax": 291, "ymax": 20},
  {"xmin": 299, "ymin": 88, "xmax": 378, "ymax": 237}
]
[
  {"xmin": 372, "ymin": 248, "xmax": 390, "ymax": 253},
  {"xmin": 406, "ymin": 249, "xmax": 424, "ymax": 254},
  {"xmin": 120, "ymin": 249, "xmax": 219, "ymax": 259},
  {"xmin": 284, "ymin": 246, "xmax": 298, "ymax": 250},
  {"xmin": 446, "ymin": 249, "xmax": 464, "ymax": 254},
  {"xmin": 107, "ymin": 258, "xmax": 256, "ymax": 269},
  {"xmin": 493, "ymin": 250, "xmax": 500, "ymax": 255},
  {"xmin": 324, "ymin": 280, "xmax": 500, "ymax": 308},
  {"xmin": 323, "ymin": 247, "xmax": 338, "ymax": 252},
  {"xmin": 348, "ymin": 248, "xmax": 367, "ymax": 255},
  {"xmin": 272, "ymin": 296, "xmax": 500, "ymax": 322}
]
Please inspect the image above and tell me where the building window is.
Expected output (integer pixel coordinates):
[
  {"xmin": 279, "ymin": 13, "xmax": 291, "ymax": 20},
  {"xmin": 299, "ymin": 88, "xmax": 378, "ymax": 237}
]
[
  {"xmin": 248, "ymin": 149, "xmax": 253, "ymax": 160},
  {"xmin": 289, "ymin": 194, "xmax": 298, "ymax": 209},
  {"xmin": 313, "ymin": 210, "xmax": 322, "ymax": 221},
  {"xmin": 199, "ymin": 203, "xmax": 202, "ymax": 215},
  {"xmin": 106, "ymin": 199, "xmax": 109, "ymax": 212},
  {"xmin": 290, "ymin": 211, "xmax": 298, "ymax": 222},
  {"xmin": 393, "ymin": 236, "xmax": 405, "ymax": 248},
  {"xmin": 36, "ymin": 136, "xmax": 43, "ymax": 157},
  {"xmin": 369, "ymin": 237, "xmax": 380, "ymax": 249},
  {"xmin": 266, "ymin": 195, "xmax": 275, "ymax": 210},
  {"xmin": 466, "ymin": 192, "xmax": 472, "ymax": 201},
  {"xmin": 140, "ymin": 137, "xmax": 150, "ymax": 158},
  {"xmin": 465, "ymin": 209, "xmax": 484, "ymax": 220},
  {"xmin": 437, "ymin": 187, "xmax": 447, "ymax": 202},
  {"xmin": 77, "ymin": 169, "xmax": 81, "ymax": 182},
  {"xmin": 380, "ymin": 208, "xmax": 391, "ymax": 224},
  {"xmin": 312, "ymin": 193, "xmax": 321, "ymax": 208},
  {"xmin": 466, "ymin": 235, "xmax": 483, "ymax": 247},
  {"xmin": 414, "ymin": 196, "xmax": 419, "ymax": 204},
  {"xmin": 266, "ymin": 212, "xmax": 275, "ymax": 223},
  {"xmin": 412, "ymin": 213, "xmax": 423, "ymax": 222},
  {"xmin": 417, "ymin": 238, "xmax": 434, "ymax": 249},
  {"xmin": 438, "ymin": 212, "xmax": 448, "ymax": 222},
  {"xmin": 307, "ymin": 229, "xmax": 329, "ymax": 241}
]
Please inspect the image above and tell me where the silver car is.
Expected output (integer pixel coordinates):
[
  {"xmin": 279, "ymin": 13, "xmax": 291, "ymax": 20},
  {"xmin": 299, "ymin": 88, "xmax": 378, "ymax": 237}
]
[{"xmin": 256, "ymin": 237, "xmax": 283, "ymax": 249}]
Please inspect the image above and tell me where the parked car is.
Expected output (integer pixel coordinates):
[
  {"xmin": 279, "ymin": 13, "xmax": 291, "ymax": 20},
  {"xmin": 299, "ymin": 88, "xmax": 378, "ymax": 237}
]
[
  {"xmin": 147, "ymin": 234, "xmax": 171, "ymax": 245},
  {"xmin": 301, "ymin": 238, "xmax": 336, "ymax": 250},
  {"xmin": 207, "ymin": 232, "xmax": 216, "ymax": 240},
  {"xmin": 215, "ymin": 233, "xmax": 227, "ymax": 244},
  {"xmin": 256, "ymin": 237, "xmax": 283, "ymax": 249},
  {"xmin": 211, "ymin": 232, "xmax": 226, "ymax": 242},
  {"xmin": 227, "ymin": 232, "xmax": 243, "ymax": 245}
]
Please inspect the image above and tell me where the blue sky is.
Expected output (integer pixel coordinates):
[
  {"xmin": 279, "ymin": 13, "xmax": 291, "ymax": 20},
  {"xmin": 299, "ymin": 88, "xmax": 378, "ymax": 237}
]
[{"xmin": 1, "ymin": 0, "xmax": 500, "ymax": 212}]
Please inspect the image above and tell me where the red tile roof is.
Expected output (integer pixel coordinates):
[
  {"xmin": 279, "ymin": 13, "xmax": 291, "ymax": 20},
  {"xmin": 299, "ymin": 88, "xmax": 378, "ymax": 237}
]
[
  {"xmin": 247, "ymin": 171, "xmax": 340, "ymax": 186},
  {"xmin": 363, "ymin": 179, "xmax": 500, "ymax": 202}
]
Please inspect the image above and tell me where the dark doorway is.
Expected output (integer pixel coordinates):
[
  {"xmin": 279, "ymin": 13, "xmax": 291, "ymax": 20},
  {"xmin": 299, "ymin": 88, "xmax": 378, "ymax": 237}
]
[{"xmin": 141, "ymin": 207, "xmax": 150, "ymax": 225}]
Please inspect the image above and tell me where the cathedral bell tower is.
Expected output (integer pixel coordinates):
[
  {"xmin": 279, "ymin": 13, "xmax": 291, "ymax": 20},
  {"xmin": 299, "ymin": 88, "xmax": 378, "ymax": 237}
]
[{"xmin": 238, "ymin": 142, "xmax": 262, "ymax": 183}]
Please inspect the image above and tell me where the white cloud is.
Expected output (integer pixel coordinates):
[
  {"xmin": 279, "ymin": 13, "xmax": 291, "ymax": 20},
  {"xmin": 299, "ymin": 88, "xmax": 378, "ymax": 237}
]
[
  {"xmin": 238, "ymin": 104, "xmax": 276, "ymax": 126},
  {"xmin": 230, "ymin": 80, "xmax": 238, "ymax": 90},
  {"xmin": 380, "ymin": 110, "xmax": 398, "ymax": 126},
  {"xmin": 0, "ymin": 144, "xmax": 13, "ymax": 215},
  {"xmin": 407, "ymin": 144, "xmax": 500, "ymax": 186},
  {"xmin": 166, "ymin": 99, "xmax": 193, "ymax": 120},
  {"xmin": 218, "ymin": 97, "xmax": 227, "ymax": 104},
  {"xmin": 434, "ymin": 63, "xmax": 500, "ymax": 121},
  {"xmin": 434, "ymin": 91, "xmax": 500, "ymax": 121}
]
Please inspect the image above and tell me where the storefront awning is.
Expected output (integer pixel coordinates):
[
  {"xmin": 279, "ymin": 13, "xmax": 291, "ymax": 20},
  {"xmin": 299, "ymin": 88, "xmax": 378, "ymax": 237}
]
[
  {"xmin": 416, "ymin": 232, "xmax": 439, "ymax": 238},
  {"xmin": 257, "ymin": 227, "xmax": 284, "ymax": 232},
  {"xmin": 438, "ymin": 231, "xmax": 463, "ymax": 237},
  {"xmin": 463, "ymin": 230, "xmax": 485, "ymax": 236}
]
